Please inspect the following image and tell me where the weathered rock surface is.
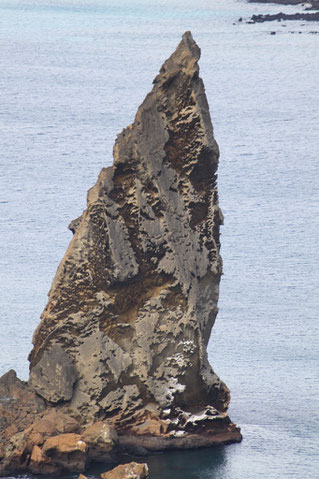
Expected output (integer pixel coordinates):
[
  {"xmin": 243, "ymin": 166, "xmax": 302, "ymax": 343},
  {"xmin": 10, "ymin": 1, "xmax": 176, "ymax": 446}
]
[
  {"xmin": 78, "ymin": 463, "xmax": 149, "ymax": 479},
  {"xmin": 0, "ymin": 370, "xmax": 45, "ymax": 432},
  {"xmin": 29, "ymin": 445, "xmax": 58, "ymax": 475},
  {"xmin": 82, "ymin": 421, "xmax": 119, "ymax": 461},
  {"xmin": 29, "ymin": 30, "xmax": 236, "ymax": 435},
  {"xmin": 42, "ymin": 433, "xmax": 87, "ymax": 472},
  {"xmin": 0, "ymin": 31, "xmax": 241, "ymax": 476},
  {"xmin": 29, "ymin": 344, "xmax": 77, "ymax": 403},
  {"xmin": 0, "ymin": 370, "xmax": 46, "ymax": 473},
  {"xmin": 101, "ymin": 462, "xmax": 149, "ymax": 479},
  {"xmin": 24, "ymin": 409, "xmax": 81, "ymax": 450}
]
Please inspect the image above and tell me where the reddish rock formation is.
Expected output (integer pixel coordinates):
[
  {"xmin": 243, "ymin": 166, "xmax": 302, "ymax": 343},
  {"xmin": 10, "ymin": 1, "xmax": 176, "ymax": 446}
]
[
  {"xmin": 101, "ymin": 462, "xmax": 149, "ymax": 479},
  {"xmin": 82, "ymin": 421, "xmax": 118, "ymax": 461},
  {"xmin": 78, "ymin": 463, "xmax": 149, "ymax": 479},
  {"xmin": 29, "ymin": 446, "xmax": 58, "ymax": 475},
  {"xmin": 42, "ymin": 433, "xmax": 87, "ymax": 472}
]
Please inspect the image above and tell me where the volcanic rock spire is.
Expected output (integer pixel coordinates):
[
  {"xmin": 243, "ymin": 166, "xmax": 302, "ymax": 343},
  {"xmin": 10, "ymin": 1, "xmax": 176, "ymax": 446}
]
[{"xmin": 28, "ymin": 31, "xmax": 241, "ymax": 444}]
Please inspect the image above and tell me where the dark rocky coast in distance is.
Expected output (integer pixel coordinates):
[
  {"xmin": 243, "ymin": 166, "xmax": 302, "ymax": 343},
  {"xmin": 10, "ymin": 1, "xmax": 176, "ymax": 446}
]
[
  {"xmin": 248, "ymin": 11, "xmax": 319, "ymax": 22},
  {"xmin": 0, "ymin": 32, "xmax": 241, "ymax": 477},
  {"xmin": 248, "ymin": 0, "xmax": 319, "ymax": 7},
  {"xmin": 245, "ymin": 0, "xmax": 319, "ymax": 24}
]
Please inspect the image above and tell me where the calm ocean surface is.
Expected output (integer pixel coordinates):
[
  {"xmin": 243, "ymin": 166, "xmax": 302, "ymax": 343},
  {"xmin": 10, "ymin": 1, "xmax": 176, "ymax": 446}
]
[{"xmin": 0, "ymin": 0, "xmax": 318, "ymax": 477}]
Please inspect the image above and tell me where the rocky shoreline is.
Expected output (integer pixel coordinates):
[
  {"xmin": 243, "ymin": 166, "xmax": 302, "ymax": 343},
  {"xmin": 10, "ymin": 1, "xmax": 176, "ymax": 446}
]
[
  {"xmin": 0, "ymin": 32, "xmax": 241, "ymax": 477},
  {"xmin": 248, "ymin": 11, "xmax": 319, "ymax": 22},
  {"xmin": 246, "ymin": 0, "xmax": 319, "ymax": 23},
  {"xmin": 248, "ymin": 0, "xmax": 319, "ymax": 8},
  {"xmin": 0, "ymin": 369, "xmax": 240, "ymax": 475}
]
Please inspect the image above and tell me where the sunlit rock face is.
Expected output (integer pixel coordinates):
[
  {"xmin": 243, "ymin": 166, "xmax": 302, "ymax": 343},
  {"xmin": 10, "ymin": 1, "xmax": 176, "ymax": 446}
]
[{"xmin": 28, "ymin": 32, "xmax": 240, "ymax": 443}]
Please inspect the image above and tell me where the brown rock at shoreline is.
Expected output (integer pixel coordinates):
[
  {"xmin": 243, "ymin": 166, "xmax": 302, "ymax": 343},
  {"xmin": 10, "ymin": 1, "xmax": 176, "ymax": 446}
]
[
  {"xmin": 42, "ymin": 433, "xmax": 87, "ymax": 471},
  {"xmin": 25, "ymin": 409, "xmax": 81, "ymax": 449},
  {"xmin": 0, "ymin": 370, "xmax": 45, "ymax": 474},
  {"xmin": 101, "ymin": 462, "xmax": 149, "ymax": 479},
  {"xmin": 29, "ymin": 445, "xmax": 59, "ymax": 475},
  {"xmin": 0, "ymin": 370, "xmax": 45, "ymax": 434},
  {"xmin": 82, "ymin": 421, "xmax": 119, "ymax": 461}
]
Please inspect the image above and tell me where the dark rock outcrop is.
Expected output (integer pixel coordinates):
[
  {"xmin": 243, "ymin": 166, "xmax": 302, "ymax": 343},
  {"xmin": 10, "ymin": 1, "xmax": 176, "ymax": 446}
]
[
  {"xmin": 246, "ymin": 0, "xmax": 319, "ymax": 23},
  {"xmin": 248, "ymin": 11, "xmax": 319, "ymax": 22},
  {"xmin": 0, "ymin": 31, "xmax": 241, "ymax": 476},
  {"xmin": 248, "ymin": 0, "xmax": 319, "ymax": 6},
  {"xmin": 248, "ymin": 0, "xmax": 319, "ymax": 5},
  {"xmin": 306, "ymin": 0, "xmax": 319, "ymax": 10},
  {"xmin": 248, "ymin": 0, "xmax": 306, "ymax": 4},
  {"xmin": 29, "ymin": 345, "xmax": 77, "ymax": 403},
  {"xmin": 0, "ymin": 370, "xmax": 45, "ymax": 473}
]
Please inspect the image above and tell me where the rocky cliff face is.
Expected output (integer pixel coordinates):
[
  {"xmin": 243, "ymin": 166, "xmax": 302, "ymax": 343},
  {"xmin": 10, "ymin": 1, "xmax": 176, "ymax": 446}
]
[
  {"xmin": 0, "ymin": 31, "xmax": 241, "ymax": 476},
  {"xmin": 29, "ymin": 31, "xmax": 229, "ymax": 426}
]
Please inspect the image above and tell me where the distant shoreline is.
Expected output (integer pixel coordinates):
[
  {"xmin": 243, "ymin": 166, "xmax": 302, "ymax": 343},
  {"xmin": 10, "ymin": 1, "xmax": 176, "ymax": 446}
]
[
  {"xmin": 248, "ymin": 11, "xmax": 319, "ymax": 22},
  {"xmin": 246, "ymin": 0, "xmax": 319, "ymax": 23},
  {"xmin": 248, "ymin": 0, "xmax": 319, "ymax": 9}
]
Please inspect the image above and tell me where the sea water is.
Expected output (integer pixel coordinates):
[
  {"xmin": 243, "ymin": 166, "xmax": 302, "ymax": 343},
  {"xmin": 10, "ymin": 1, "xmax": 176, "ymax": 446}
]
[{"xmin": 0, "ymin": 1, "xmax": 318, "ymax": 478}]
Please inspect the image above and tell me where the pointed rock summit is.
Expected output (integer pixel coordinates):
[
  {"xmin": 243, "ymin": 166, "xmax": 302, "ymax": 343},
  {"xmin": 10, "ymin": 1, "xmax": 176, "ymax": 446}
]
[{"xmin": 0, "ymin": 32, "xmax": 241, "ymax": 475}]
